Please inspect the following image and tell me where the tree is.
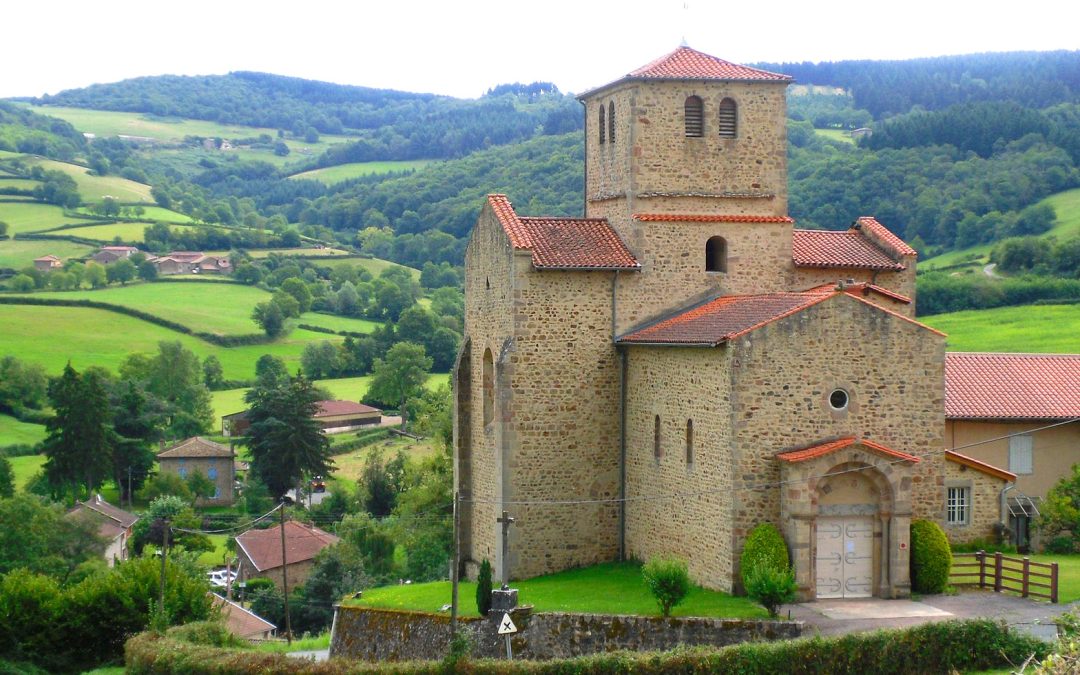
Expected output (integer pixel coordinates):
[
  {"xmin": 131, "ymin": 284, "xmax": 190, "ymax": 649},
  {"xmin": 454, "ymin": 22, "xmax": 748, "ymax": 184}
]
[
  {"xmin": 109, "ymin": 380, "xmax": 161, "ymax": 503},
  {"xmin": 301, "ymin": 340, "xmax": 341, "ymax": 379},
  {"xmin": 359, "ymin": 450, "xmax": 406, "ymax": 517},
  {"xmin": 0, "ymin": 355, "xmax": 48, "ymax": 411},
  {"xmin": 142, "ymin": 342, "xmax": 213, "ymax": 438},
  {"xmin": 0, "ymin": 220, "xmax": 8, "ymax": 237},
  {"xmin": 42, "ymin": 364, "xmax": 114, "ymax": 500},
  {"xmin": 254, "ymin": 354, "xmax": 289, "ymax": 388},
  {"xmin": 280, "ymin": 277, "xmax": 313, "ymax": 313},
  {"xmin": 202, "ymin": 355, "xmax": 225, "ymax": 389},
  {"xmin": 137, "ymin": 259, "xmax": 159, "ymax": 281},
  {"xmin": 642, "ymin": 557, "xmax": 691, "ymax": 617},
  {"xmin": 1037, "ymin": 463, "xmax": 1080, "ymax": 548},
  {"xmin": 0, "ymin": 494, "xmax": 105, "ymax": 580},
  {"xmin": 84, "ymin": 261, "xmax": 106, "ymax": 289},
  {"xmin": 244, "ymin": 373, "xmax": 334, "ymax": 501},
  {"xmin": 136, "ymin": 472, "xmax": 191, "ymax": 503},
  {"xmin": 366, "ymin": 342, "xmax": 432, "ymax": 428},
  {"xmin": 106, "ymin": 257, "xmax": 137, "ymax": 286},
  {"xmin": 476, "ymin": 559, "xmax": 493, "ymax": 615},
  {"xmin": 185, "ymin": 470, "xmax": 216, "ymax": 505},
  {"xmin": 252, "ymin": 300, "xmax": 285, "ymax": 337},
  {"xmin": 0, "ymin": 458, "xmax": 13, "ymax": 498},
  {"xmin": 129, "ymin": 495, "xmax": 211, "ymax": 555},
  {"xmin": 8, "ymin": 273, "xmax": 34, "ymax": 292}
]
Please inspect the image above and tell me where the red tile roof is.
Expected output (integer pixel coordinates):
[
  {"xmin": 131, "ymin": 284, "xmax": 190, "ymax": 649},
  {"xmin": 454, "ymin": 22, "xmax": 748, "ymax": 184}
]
[
  {"xmin": 944, "ymin": 450, "xmax": 1016, "ymax": 482},
  {"xmin": 617, "ymin": 288, "xmax": 834, "ymax": 346},
  {"xmin": 856, "ymin": 216, "xmax": 917, "ymax": 258},
  {"xmin": 315, "ymin": 400, "xmax": 381, "ymax": 417},
  {"xmin": 945, "ymin": 353, "xmax": 1080, "ymax": 419},
  {"xmin": 792, "ymin": 229, "xmax": 906, "ymax": 271},
  {"xmin": 628, "ymin": 46, "xmax": 791, "ymax": 82},
  {"xmin": 488, "ymin": 195, "xmax": 639, "ymax": 270},
  {"xmin": 839, "ymin": 282, "xmax": 912, "ymax": 305},
  {"xmin": 211, "ymin": 593, "xmax": 276, "ymax": 639},
  {"xmin": 236, "ymin": 521, "xmax": 340, "ymax": 572},
  {"xmin": 776, "ymin": 436, "xmax": 920, "ymax": 463},
  {"xmin": 633, "ymin": 214, "xmax": 794, "ymax": 223},
  {"xmin": 158, "ymin": 436, "xmax": 234, "ymax": 459}
]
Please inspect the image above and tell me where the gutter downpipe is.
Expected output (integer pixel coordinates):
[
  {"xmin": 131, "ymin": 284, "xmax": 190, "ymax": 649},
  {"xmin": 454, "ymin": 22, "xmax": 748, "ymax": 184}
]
[
  {"xmin": 613, "ymin": 270, "xmax": 627, "ymax": 561},
  {"xmin": 1000, "ymin": 482, "xmax": 1015, "ymax": 532},
  {"xmin": 580, "ymin": 98, "xmax": 588, "ymax": 217}
]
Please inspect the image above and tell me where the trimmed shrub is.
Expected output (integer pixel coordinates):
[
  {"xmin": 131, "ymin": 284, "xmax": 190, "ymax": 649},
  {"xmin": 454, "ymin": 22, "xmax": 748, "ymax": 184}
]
[
  {"xmin": 1045, "ymin": 535, "xmax": 1077, "ymax": 554},
  {"xmin": 166, "ymin": 621, "xmax": 249, "ymax": 649},
  {"xmin": 476, "ymin": 558, "xmax": 493, "ymax": 616},
  {"xmin": 744, "ymin": 564, "xmax": 798, "ymax": 618},
  {"xmin": 740, "ymin": 522, "xmax": 789, "ymax": 589},
  {"xmin": 911, "ymin": 519, "xmax": 952, "ymax": 593},
  {"xmin": 642, "ymin": 557, "xmax": 691, "ymax": 617}
]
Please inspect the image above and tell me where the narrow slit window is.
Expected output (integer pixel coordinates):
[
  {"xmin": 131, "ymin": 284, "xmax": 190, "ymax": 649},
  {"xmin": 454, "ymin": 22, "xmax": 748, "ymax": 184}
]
[
  {"xmin": 599, "ymin": 105, "xmax": 606, "ymax": 145},
  {"xmin": 684, "ymin": 96, "xmax": 704, "ymax": 137},
  {"xmin": 482, "ymin": 348, "xmax": 494, "ymax": 425},
  {"xmin": 653, "ymin": 415, "xmax": 662, "ymax": 460},
  {"xmin": 705, "ymin": 236, "xmax": 727, "ymax": 272},
  {"xmin": 685, "ymin": 419, "xmax": 694, "ymax": 465},
  {"xmin": 718, "ymin": 98, "xmax": 737, "ymax": 138},
  {"xmin": 608, "ymin": 101, "xmax": 616, "ymax": 144}
]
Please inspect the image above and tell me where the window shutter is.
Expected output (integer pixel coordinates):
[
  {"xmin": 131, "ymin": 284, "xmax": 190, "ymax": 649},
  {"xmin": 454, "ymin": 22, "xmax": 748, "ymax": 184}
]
[
  {"xmin": 1009, "ymin": 435, "xmax": 1033, "ymax": 474},
  {"xmin": 684, "ymin": 96, "xmax": 703, "ymax": 137},
  {"xmin": 718, "ymin": 98, "xmax": 737, "ymax": 138}
]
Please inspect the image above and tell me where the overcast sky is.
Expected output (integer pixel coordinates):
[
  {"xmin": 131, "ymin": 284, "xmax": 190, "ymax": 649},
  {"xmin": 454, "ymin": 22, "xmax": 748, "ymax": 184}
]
[{"xmin": 4, "ymin": 0, "xmax": 1077, "ymax": 100}]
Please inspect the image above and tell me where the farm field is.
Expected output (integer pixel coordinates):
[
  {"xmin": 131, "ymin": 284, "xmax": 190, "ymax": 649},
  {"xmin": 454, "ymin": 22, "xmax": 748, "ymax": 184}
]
[
  {"xmin": 921, "ymin": 303, "xmax": 1080, "ymax": 352},
  {"xmin": 74, "ymin": 205, "xmax": 194, "ymax": 223},
  {"xmin": 923, "ymin": 188, "xmax": 1080, "ymax": 270},
  {"xmin": 0, "ymin": 239, "xmax": 93, "ymax": 268},
  {"xmin": 289, "ymin": 160, "xmax": 434, "ymax": 185},
  {"xmin": 0, "ymin": 414, "xmax": 47, "ymax": 447},
  {"xmin": 0, "ymin": 201, "xmax": 73, "ymax": 234},
  {"xmin": 299, "ymin": 312, "xmax": 380, "ymax": 334},
  {"xmin": 0, "ymin": 178, "xmax": 41, "ymax": 191},
  {"xmin": 205, "ymin": 247, "xmax": 353, "ymax": 259},
  {"xmin": 813, "ymin": 128, "xmax": 855, "ymax": 144},
  {"xmin": 45, "ymin": 220, "xmax": 193, "ymax": 243},
  {"xmin": 8, "ymin": 454, "xmax": 45, "ymax": 490},
  {"xmin": 16, "ymin": 155, "xmax": 152, "ymax": 203},
  {"xmin": 309, "ymin": 256, "xmax": 421, "ymax": 278}
]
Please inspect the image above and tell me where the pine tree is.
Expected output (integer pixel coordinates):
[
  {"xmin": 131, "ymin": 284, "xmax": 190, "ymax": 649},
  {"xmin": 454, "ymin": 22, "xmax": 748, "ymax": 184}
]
[{"xmin": 42, "ymin": 364, "xmax": 114, "ymax": 501}]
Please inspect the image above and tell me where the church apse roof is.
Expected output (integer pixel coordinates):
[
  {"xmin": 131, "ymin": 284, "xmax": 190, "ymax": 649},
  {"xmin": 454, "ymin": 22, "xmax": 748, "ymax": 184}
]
[
  {"xmin": 793, "ymin": 224, "xmax": 908, "ymax": 271},
  {"xmin": 487, "ymin": 194, "xmax": 640, "ymax": 270}
]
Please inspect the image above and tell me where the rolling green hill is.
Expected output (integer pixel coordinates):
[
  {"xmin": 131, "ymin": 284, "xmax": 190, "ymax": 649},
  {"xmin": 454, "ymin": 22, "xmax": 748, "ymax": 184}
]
[
  {"xmin": 0, "ymin": 239, "xmax": 93, "ymax": 269},
  {"xmin": 14, "ymin": 155, "xmax": 152, "ymax": 203},
  {"xmin": 288, "ymin": 160, "xmax": 434, "ymax": 186},
  {"xmin": 920, "ymin": 303, "xmax": 1080, "ymax": 352}
]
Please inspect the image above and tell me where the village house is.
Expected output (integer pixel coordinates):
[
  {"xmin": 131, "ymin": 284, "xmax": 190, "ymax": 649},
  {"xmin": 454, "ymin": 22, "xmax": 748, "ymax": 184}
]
[
  {"xmin": 152, "ymin": 251, "xmax": 230, "ymax": 275},
  {"xmin": 91, "ymin": 245, "xmax": 141, "ymax": 265},
  {"xmin": 33, "ymin": 254, "xmax": 63, "ymax": 272},
  {"xmin": 65, "ymin": 494, "xmax": 138, "ymax": 566},
  {"xmin": 235, "ymin": 521, "xmax": 339, "ymax": 590},
  {"xmin": 210, "ymin": 593, "xmax": 276, "ymax": 640},
  {"xmin": 156, "ymin": 437, "xmax": 236, "ymax": 505},
  {"xmin": 453, "ymin": 45, "xmax": 1016, "ymax": 602},
  {"xmin": 945, "ymin": 352, "xmax": 1080, "ymax": 548}
]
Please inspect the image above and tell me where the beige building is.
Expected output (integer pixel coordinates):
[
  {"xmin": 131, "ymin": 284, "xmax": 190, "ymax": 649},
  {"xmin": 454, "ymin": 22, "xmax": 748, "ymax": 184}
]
[
  {"xmin": 235, "ymin": 521, "xmax": 340, "ymax": 589},
  {"xmin": 454, "ymin": 46, "xmax": 1014, "ymax": 601},
  {"xmin": 66, "ymin": 494, "xmax": 139, "ymax": 566},
  {"xmin": 157, "ymin": 437, "xmax": 236, "ymax": 505}
]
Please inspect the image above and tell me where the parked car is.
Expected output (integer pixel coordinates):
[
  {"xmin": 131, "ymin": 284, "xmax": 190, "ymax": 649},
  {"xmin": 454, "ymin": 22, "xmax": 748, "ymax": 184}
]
[{"xmin": 207, "ymin": 569, "xmax": 237, "ymax": 588}]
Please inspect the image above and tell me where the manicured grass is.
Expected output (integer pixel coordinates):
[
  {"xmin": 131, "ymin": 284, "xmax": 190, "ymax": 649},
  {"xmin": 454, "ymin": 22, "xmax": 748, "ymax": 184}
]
[
  {"xmin": 0, "ymin": 201, "xmax": 72, "ymax": 235},
  {"xmin": 289, "ymin": 160, "xmax": 434, "ymax": 186},
  {"xmin": 951, "ymin": 553, "xmax": 1080, "ymax": 604},
  {"xmin": 17, "ymin": 155, "xmax": 152, "ymax": 203},
  {"xmin": 921, "ymin": 304, "xmax": 1080, "ymax": 353},
  {"xmin": 8, "ymin": 454, "xmax": 45, "ymax": 490},
  {"xmin": 0, "ymin": 238, "xmax": 93, "ymax": 268},
  {"xmin": 43, "ymin": 220, "xmax": 193, "ymax": 243},
  {"xmin": 352, "ymin": 561, "xmax": 766, "ymax": 619},
  {"xmin": 196, "ymin": 534, "xmax": 232, "ymax": 568},
  {"xmin": 0, "ymin": 414, "xmax": 47, "ymax": 447}
]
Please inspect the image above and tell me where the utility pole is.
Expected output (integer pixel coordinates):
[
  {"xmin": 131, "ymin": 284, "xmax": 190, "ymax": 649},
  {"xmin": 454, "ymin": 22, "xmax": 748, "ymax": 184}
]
[
  {"xmin": 127, "ymin": 466, "xmax": 132, "ymax": 508},
  {"xmin": 497, "ymin": 511, "xmax": 515, "ymax": 584},
  {"xmin": 450, "ymin": 490, "xmax": 460, "ymax": 638},
  {"xmin": 279, "ymin": 500, "xmax": 292, "ymax": 644},
  {"xmin": 159, "ymin": 518, "xmax": 170, "ymax": 613}
]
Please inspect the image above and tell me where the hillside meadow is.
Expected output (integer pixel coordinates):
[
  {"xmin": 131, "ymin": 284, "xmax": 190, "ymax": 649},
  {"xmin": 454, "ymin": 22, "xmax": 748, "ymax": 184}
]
[
  {"xmin": 0, "ymin": 201, "xmax": 73, "ymax": 235},
  {"xmin": 921, "ymin": 303, "xmax": 1080, "ymax": 352},
  {"xmin": 40, "ymin": 221, "xmax": 193, "ymax": 243},
  {"xmin": 288, "ymin": 160, "xmax": 434, "ymax": 186},
  {"xmin": 0, "ymin": 239, "xmax": 93, "ymax": 269},
  {"xmin": 0, "ymin": 414, "xmax": 48, "ymax": 447},
  {"xmin": 74, "ymin": 205, "xmax": 194, "ymax": 223},
  {"xmin": 15, "ymin": 155, "xmax": 152, "ymax": 203}
]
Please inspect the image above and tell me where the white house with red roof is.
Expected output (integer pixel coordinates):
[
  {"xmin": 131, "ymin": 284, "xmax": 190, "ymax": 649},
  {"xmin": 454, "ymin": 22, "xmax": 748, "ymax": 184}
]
[{"xmin": 454, "ymin": 45, "xmax": 1016, "ymax": 602}]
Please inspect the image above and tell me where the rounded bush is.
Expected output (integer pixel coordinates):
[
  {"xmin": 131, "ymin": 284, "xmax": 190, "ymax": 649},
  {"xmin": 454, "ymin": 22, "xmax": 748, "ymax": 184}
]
[
  {"xmin": 740, "ymin": 523, "xmax": 790, "ymax": 589},
  {"xmin": 910, "ymin": 519, "xmax": 952, "ymax": 593}
]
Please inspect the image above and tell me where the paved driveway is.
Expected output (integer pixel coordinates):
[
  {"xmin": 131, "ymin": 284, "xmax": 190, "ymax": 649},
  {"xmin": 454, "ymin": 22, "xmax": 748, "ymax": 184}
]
[{"xmin": 790, "ymin": 590, "xmax": 1077, "ymax": 641}]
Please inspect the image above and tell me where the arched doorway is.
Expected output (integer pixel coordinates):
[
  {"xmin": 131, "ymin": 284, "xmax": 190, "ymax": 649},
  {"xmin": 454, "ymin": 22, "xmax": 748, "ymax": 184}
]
[{"xmin": 814, "ymin": 468, "xmax": 886, "ymax": 599}]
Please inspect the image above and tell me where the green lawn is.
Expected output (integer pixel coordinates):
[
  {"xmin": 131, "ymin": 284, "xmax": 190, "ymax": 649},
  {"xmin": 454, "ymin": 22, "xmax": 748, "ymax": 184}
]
[
  {"xmin": 196, "ymin": 534, "xmax": 232, "ymax": 567},
  {"xmin": 16, "ymin": 156, "xmax": 152, "ymax": 203},
  {"xmin": 8, "ymin": 454, "xmax": 45, "ymax": 490},
  {"xmin": 0, "ymin": 238, "xmax": 93, "ymax": 269},
  {"xmin": 352, "ymin": 561, "xmax": 766, "ymax": 619},
  {"xmin": 0, "ymin": 414, "xmax": 47, "ymax": 447},
  {"xmin": 951, "ymin": 553, "xmax": 1080, "ymax": 604},
  {"xmin": 0, "ymin": 201, "xmax": 73, "ymax": 235},
  {"xmin": 921, "ymin": 304, "xmax": 1080, "ymax": 353},
  {"xmin": 289, "ymin": 160, "xmax": 434, "ymax": 186}
]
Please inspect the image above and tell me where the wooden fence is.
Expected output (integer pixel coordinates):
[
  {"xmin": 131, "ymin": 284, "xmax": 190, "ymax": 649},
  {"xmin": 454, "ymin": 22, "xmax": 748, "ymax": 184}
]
[{"xmin": 950, "ymin": 551, "xmax": 1058, "ymax": 603}]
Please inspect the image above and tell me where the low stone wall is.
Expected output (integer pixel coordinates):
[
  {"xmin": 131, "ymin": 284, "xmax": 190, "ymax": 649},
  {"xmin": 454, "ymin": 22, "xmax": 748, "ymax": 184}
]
[{"xmin": 329, "ymin": 605, "xmax": 802, "ymax": 662}]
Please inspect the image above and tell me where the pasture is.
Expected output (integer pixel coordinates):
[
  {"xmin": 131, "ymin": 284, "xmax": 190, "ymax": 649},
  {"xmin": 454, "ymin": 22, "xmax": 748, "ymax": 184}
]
[
  {"xmin": 0, "ymin": 239, "xmax": 93, "ymax": 269},
  {"xmin": 16, "ymin": 156, "xmax": 152, "ymax": 203},
  {"xmin": 0, "ymin": 414, "xmax": 47, "ymax": 447},
  {"xmin": 813, "ymin": 128, "xmax": 855, "ymax": 144},
  {"xmin": 289, "ymin": 160, "xmax": 434, "ymax": 186},
  {"xmin": 921, "ymin": 303, "xmax": 1080, "ymax": 352},
  {"xmin": 46, "ymin": 220, "xmax": 192, "ymax": 243},
  {"xmin": 0, "ymin": 201, "xmax": 73, "ymax": 235},
  {"xmin": 8, "ymin": 454, "xmax": 45, "ymax": 491},
  {"xmin": 74, "ymin": 205, "xmax": 194, "ymax": 223},
  {"xmin": 0, "ymin": 178, "xmax": 41, "ymax": 192}
]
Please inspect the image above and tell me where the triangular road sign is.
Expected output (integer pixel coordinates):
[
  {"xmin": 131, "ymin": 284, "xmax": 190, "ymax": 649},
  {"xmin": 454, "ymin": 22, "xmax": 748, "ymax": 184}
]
[{"xmin": 498, "ymin": 612, "xmax": 518, "ymax": 634}]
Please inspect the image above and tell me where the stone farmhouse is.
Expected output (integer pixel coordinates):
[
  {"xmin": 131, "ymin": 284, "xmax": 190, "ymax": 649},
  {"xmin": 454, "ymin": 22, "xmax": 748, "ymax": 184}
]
[
  {"xmin": 33, "ymin": 254, "xmax": 63, "ymax": 272},
  {"xmin": 235, "ymin": 521, "xmax": 339, "ymax": 589},
  {"xmin": 91, "ymin": 245, "xmax": 141, "ymax": 265},
  {"xmin": 454, "ymin": 46, "xmax": 1019, "ymax": 601},
  {"xmin": 152, "ymin": 251, "xmax": 230, "ymax": 275},
  {"xmin": 157, "ymin": 436, "xmax": 236, "ymax": 505}
]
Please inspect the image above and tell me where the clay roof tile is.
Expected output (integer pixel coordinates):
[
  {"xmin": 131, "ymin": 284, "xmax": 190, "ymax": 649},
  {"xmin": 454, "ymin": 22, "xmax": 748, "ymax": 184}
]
[{"xmin": 945, "ymin": 353, "xmax": 1080, "ymax": 419}]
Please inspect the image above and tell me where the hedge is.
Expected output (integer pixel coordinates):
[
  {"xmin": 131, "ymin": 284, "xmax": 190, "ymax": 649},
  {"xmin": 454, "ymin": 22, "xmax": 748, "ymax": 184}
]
[
  {"xmin": 126, "ymin": 618, "xmax": 1050, "ymax": 675},
  {"xmin": 741, "ymin": 523, "xmax": 790, "ymax": 587},
  {"xmin": 330, "ymin": 428, "xmax": 392, "ymax": 456},
  {"xmin": 911, "ymin": 519, "xmax": 953, "ymax": 594}
]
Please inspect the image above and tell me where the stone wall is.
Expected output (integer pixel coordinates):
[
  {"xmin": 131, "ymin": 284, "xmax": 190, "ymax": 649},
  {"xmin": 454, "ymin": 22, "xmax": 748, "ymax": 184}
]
[
  {"xmin": 792, "ymin": 266, "xmax": 917, "ymax": 318},
  {"xmin": 943, "ymin": 457, "xmax": 1007, "ymax": 544},
  {"xmin": 159, "ymin": 456, "xmax": 234, "ymax": 505},
  {"xmin": 330, "ymin": 606, "xmax": 801, "ymax": 662},
  {"xmin": 623, "ymin": 346, "xmax": 736, "ymax": 591}
]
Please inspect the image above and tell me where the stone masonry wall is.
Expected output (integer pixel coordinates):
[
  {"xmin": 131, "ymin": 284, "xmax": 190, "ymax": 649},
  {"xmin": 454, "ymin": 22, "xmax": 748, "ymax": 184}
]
[
  {"xmin": 160, "ymin": 456, "xmax": 234, "ymax": 505},
  {"xmin": 330, "ymin": 606, "xmax": 802, "ymax": 662},
  {"xmin": 726, "ymin": 294, "xmax": 946, "ymax": 584},
  {"xmin": 623, "ymin": 346, "xmax": 736, "ymax": 591},
  {"xmin": 943, "ymin": 458, "xmax": 1006, "ymax": 544},
  {"xmin": 504, "ymin": 265, "xmax": 622, "ymax": 579},
  {"xmin": 792, "ymin": 266, "xmax": 917, "ymax": 318}
]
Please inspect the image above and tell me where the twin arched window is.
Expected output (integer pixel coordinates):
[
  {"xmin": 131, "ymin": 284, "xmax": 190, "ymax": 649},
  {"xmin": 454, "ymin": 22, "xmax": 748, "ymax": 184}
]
[
  {"xmin": 599, "ymin": 105, "xmax": 606, "ymax": 144},
  {"xmin": 599, "ymin": 101, "xmax": 616, "ymax": 144},
  {"xmin": 684, "ymin": 96, "xmax": 738, "ymax": 138}
]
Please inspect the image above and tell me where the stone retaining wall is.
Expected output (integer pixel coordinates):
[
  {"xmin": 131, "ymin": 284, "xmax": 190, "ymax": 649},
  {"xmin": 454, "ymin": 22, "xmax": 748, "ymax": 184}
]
[{"xmin": 330, "ymin": 605, "xmax": 802, "ymax": 662}]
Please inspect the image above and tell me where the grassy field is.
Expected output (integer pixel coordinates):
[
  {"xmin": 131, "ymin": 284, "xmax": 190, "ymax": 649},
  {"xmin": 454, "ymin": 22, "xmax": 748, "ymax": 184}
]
[
  {"xmin": 8, "ymin": 454, "xmax": 45, "ymax": 490},
  {"xmin": 0, "ymin": 177, "xmax": 41, "ymax": 191},
  {"xmin": 206, "ymin": 247, "xmax": 353, "ymax": 259},
  {"xmin": 43, "ymin": 220, "xmax": 192, "ymax": 243},
  {"xmin": 0, "ymin": 414, "xmax": 47, "ymax": 447},
  {"xmin": 298, "ymin": 312, "xmax": 380, "ymax": 334},
  {"xmin": 289, "ymin": 160, "xmax": 434, "ymax": 186},
  {"xmin": 74, "ymin": 205, "xmax": 194, "ymax": 223},
  {"xmin": 0, "ymin": 238, "xmax": 93, "ymax": 268},
  {"xmin": 16, "ymin": 156, "xmax": 152, "ymax": 203},
  {"xmin": 352, "ymin": 561, "xmax": 766, "ymax": 619},
  {"xmin": 923, "ymin": 188, "xmax": 1080, "ymax": 270},
  {"xmin": 0, "ymin": 201, "xmax": 73, "ymax": 235},
  {"xmin": 951, "ymin": 553, "xmax": 1080, "ymax": 604},
  {"xmin": 921, "ymin": 304, "xmax": 1080, "ymax": 352},
  {"xmin": 331, "ymin": 435, "xmax": 440, "ymax": 483},
  {"xmin": 308, "ymin": 256, "xmax": 421, "ymax": 279},
  {"xmin": 814, "ymin": 128, "xmax": 856, "ymax": 145},
  {"xmin": 196, "ymin": 534, "xmax": 232, "ymax": 568}
]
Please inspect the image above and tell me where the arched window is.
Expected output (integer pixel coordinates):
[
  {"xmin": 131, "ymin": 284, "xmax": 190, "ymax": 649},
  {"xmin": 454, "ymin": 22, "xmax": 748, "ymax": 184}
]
[
  {"xmin": 653, "ymin": 415, "xmax": 662, "ymax": 460},
  {"xmin": 608, "ymin": 101, "xmax": 616, "ymax": 144},
  {"xmin": 598, "ymin": 105, "xmax": 606, "ymax": 145},
  {"xmin": 705, "ymin": 236, "xmax": 727, "ymax": 272},
  {"xmin": 718, "ymin": 98, "xmax": 737, "ymax": 138},
  {"xmin": 685, "ymin": 419, "xmax": 694, "ymax": 465},
  {"xmin": 684, "ymin": 96, "xmax": 704, "ymax": 137},
  {"xmin": 482, "ymin": 348, "xmax": 494, "ymax": 425}
]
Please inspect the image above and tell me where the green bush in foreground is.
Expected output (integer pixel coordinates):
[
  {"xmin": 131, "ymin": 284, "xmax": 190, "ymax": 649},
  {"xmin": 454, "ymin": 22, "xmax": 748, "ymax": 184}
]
[
  {"xmin": 476, "ymin": 558, "xmax": 493, "ymax": 616},
  {"xmin": 641, "ymin": 557, "xmax": 691, "ymax": 617},
  {"xmin": 744, "ymin": 564, "xmax": 798, "ymax": 618},
  {"xmin": 740, "ymin": 523, "xmax": 789, "ymax": 588},
  {"xmin": 911, "ymin": 519, "xmax": 952, "ymax": 594},
  {"xmin": 125, "ymin": 618, "xmax": 1050, "ymax": 674}
]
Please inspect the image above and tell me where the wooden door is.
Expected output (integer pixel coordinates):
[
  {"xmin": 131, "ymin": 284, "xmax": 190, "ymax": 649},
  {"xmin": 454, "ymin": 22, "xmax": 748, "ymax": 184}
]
[{"xmin": 816, "ymin": 516, "xmax": 874, "ymax": 598}]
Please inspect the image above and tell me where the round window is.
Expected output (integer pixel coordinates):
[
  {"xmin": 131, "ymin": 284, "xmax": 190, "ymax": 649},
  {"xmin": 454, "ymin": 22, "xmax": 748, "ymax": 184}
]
[{"xmin": 829, "ymin": 388, "xmax": 849, "ymax": 411}]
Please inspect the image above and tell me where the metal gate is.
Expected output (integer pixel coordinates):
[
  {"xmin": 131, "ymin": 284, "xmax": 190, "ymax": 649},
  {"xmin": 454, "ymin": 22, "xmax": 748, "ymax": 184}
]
[{"xmin": 815, "ymin": 516, "xmax": 874, "ymax": 598}]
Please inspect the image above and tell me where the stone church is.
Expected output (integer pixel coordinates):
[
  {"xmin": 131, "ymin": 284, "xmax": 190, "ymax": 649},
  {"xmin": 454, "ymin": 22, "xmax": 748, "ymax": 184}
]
[{"xmin": 453, "ymin": 46, "xmax": 1011, "ymax": 600}]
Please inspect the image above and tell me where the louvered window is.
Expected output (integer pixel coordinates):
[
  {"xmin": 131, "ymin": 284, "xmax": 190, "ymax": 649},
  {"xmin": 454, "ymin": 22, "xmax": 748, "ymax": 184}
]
[
  {"xmin": 599, "ymin": 105, "xmax": 606, "ymax": 144},
  {"xmin": 718, "ymin": 98, "xmax": 737, "ymax": 138},
  {"xmin": 684, "ymin": 96, "xmax": 704, "ymax": 137},
  {"xmin": 608, "ymin": 101, "xmax": 616, "ymax": 144}
]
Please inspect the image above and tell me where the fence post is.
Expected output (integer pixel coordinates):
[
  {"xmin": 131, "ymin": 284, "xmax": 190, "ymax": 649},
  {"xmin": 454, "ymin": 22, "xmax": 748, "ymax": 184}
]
[
  {"xmin": 994, "ymin": 552, "xmax": 1003, "ymax": 593},
  {"xmin": 1021, "ymin": 557, "xmax": 1030, "ymax": 598},
  {"xmin": 977, "ymin": 550, "xmax": 986, "ymax": 590},
  {"xmin": 1051, "ymin": 562, "xmax": 1059, "ymax": 604}
]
